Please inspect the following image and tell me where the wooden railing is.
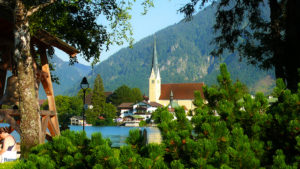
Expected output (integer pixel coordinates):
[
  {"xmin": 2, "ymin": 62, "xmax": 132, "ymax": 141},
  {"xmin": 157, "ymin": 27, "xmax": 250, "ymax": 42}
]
[{"xmin": 0, "ymin": 109, "xmax": 59, "ymax": 141}]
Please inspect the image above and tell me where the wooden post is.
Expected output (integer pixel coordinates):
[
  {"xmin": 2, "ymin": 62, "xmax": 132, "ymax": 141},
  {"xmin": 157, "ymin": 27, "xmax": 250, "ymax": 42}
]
[
  {"xmin": 0, "ymin": 69, "xmax": 7, "ymax": 109},
  {"xmin": 39, "ymin": 46, "xmax": 60, "ymax": 136},
  {"xmin": 0, "ymin": 48, "xmax": 10, "ymax": 109}
]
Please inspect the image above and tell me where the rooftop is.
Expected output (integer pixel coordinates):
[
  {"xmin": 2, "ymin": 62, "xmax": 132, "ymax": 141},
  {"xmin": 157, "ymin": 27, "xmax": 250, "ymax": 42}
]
[{"xmin": 160, "ymin": 83, "xmax": 204, "ymax": 100}]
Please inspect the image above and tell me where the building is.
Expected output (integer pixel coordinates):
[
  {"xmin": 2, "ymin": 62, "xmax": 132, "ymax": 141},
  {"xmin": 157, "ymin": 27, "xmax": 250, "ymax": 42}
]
[
  {"xmin": 118, "ymin": 101, "xmax": 162, "ymax": 120},
  {"xmin": 70, "ymin": 116, "xmax": 92, "ymax": 126},
  {"xmin": 149, "ymin": 38, "xmax": 204, "ymax": 111},
  {"xmin": 70, "ymin": 116, "xmax": 84, "ymax": 125},
  {"xmin": 85, "ymin": 91, "xmax": 113, "ymax": 109}
]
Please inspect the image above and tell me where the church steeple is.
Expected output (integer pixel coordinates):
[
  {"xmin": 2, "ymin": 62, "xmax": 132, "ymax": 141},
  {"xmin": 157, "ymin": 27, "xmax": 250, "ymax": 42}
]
[
  {"xmin": 149, "ymin": 36, "xmax": 161, "ymax": 103},
  {"xmin": 152, "ymin": 36, "xmax": 159, "ymax": 77}
]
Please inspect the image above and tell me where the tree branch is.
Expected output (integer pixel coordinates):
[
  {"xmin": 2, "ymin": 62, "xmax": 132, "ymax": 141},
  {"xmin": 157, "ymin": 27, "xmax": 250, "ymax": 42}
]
[{"xmin": 26, "ymin": 0, "xmax": 56, "ymax": 17}]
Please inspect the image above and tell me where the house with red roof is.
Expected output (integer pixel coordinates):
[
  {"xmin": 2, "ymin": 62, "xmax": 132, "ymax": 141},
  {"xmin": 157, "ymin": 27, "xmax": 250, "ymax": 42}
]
[{"xmin": 149, "ymin": 38, "xmax": 204, "ymax": 111}]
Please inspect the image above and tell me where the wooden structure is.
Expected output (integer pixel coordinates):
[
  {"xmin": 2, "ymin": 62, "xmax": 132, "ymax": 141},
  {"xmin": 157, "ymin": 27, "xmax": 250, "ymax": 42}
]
[{"xmin": 0, "ymin": 10, "xmax": 79, "ymax": 140}]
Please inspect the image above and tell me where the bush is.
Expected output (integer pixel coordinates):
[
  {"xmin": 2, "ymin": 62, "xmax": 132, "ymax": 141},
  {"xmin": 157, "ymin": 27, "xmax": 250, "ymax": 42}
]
[
  {"xmin": 95, "ymin": 118, "xmax": 116, "ymax": 126},
  {"xmin": 139, "ymin": 120, "xmax": 147, "ymax": 127},
  {"xmin": 0, "ymin": 161, "xmax": 18, "ymax": 169},
  {"xmin": 14, "ymin": 64, "xmax": 299, "ymax": 168}
]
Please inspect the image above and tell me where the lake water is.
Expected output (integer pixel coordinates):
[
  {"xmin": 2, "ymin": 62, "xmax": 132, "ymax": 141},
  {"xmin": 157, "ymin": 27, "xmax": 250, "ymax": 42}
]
[{"xmin": 0, "ymin": 124, "xmax": 160, "ymax": 147}]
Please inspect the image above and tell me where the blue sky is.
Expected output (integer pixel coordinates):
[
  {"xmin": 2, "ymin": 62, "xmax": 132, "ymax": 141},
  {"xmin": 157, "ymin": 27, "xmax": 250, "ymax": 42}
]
[{"xmin": 55, "ymin": 0, "xmax": 194, "ymax": 65}]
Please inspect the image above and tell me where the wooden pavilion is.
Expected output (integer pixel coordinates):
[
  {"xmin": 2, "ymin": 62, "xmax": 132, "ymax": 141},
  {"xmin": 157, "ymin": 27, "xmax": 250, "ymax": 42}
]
[{"xmin": 0, "ymin": 9, "xmax": 79, "ymax": 141}]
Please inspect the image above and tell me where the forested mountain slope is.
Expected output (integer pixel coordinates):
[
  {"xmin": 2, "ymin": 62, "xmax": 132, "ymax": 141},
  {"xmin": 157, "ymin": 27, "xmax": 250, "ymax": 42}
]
[{"xmin": 65, "ymin": 4, "xmax": 274, "ymax": 96}]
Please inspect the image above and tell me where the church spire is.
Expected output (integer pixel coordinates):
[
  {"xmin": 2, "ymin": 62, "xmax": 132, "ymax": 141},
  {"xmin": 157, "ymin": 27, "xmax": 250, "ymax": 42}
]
[
  {"xmin": 152, "ymin": 36, "xmax": 159, "ymax": 76},
  {"xmin": 170, "ymin": 90, "xmax": 174, "ymax": 104}
]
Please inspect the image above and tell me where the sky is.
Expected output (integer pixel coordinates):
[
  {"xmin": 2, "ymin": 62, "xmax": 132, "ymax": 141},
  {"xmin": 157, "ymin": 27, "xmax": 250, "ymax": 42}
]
[{"xmin": 55, "ymin": 0, "xmax": 194, "ymax": 65}]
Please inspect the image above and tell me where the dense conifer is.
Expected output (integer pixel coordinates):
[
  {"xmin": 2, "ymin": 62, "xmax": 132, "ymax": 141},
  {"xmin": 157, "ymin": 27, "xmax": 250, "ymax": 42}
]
[{"xmin": 14, "ymin": 64, "xmax": 299, "ymax": 168}]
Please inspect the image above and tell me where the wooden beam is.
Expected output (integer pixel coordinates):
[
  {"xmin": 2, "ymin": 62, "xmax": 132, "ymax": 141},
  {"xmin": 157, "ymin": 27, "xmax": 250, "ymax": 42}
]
[
  {"xmin": 40, "ymin": 47, "xmax": 53, "ymax": 96},
  {"xmin": 0, "ymin": 109, "xmax": 55, "ymax": 116},
  {"xmin": 47, "ymin": 116, "xmax": 59, "ymax": 136},
  {"xmin": 0, "ymin": 48, "xmax": 10, "ymax": 108},
  {"xmin": 0, "ymin": 110, "xmax": 21, "ymax": 134},
  {"xmin": 33, "ymin": 30, "xmax": 79, "ymax": 57},
  {"xmin": 39, "ymin": 47, "xmax": 60, "ymax": 136},
  {"xmin": 41, "ymin": 115, "xmax": 50, "ymax": 142},
  {"xmin": 0, "ymin": 69, "xmax": 7, "ymax": 108}
]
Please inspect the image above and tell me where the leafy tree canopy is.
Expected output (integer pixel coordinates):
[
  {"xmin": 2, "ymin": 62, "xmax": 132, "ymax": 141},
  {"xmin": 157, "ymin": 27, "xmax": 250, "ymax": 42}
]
[
  {"xmin": 180, "ymin": 0, "xmax": 300, "ymax": 91},
  {"xmin": 25, "ymin": 0, "xmax": 154, "ymax": 65},
  {"xmin": 109, "ymin": 85, "xmax": 143, "ymax": 106}
]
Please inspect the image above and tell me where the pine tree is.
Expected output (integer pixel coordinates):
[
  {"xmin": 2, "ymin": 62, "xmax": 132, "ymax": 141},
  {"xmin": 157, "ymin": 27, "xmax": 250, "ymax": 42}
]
[{"xmin": 88, "ymin": 74, "xmax": 106, "ymax": 124}]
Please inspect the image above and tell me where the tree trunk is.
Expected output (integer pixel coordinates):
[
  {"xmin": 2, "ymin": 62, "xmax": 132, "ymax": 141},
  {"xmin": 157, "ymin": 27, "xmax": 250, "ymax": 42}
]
[
  {"xmin": 14, "ymin": 0, "xmax": 42, "ymax": 158},
  {"xmin": 285, "ymin": 0, "xmax": 300, "ymax": 92}
]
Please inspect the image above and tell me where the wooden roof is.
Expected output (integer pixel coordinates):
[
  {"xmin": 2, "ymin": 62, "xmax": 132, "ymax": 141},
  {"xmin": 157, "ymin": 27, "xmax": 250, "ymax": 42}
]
[
  {"xmin": 159, "ymin": 83, "xmax": 204, "ymax": 100},
  {"xmin": 32, "ymin": 30, "xmax": 79, "ymax": 57},
  {"xmin": 134, "ymin": 101, "xmax": 163, "ymax": 107},
  {"xmin": 149, "ymin": 102, "xmax": 163, "ymax": 107},
  {"xmin": 118, "ymin": 102, "xmax": 133, "ymax": 109},
  {"xmin": 0, "ymin": 14, "xmax": 79, "ymax": 57}
]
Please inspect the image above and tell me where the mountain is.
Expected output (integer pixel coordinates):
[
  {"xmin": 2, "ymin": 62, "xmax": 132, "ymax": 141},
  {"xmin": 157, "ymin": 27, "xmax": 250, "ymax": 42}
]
[
  {"xmin": 39, "ymin": 55, "xmax": 91, "ymax": 98},
  {"xmin": 65, "ymin": 4, "xmax": 275, "ymax": 96}
]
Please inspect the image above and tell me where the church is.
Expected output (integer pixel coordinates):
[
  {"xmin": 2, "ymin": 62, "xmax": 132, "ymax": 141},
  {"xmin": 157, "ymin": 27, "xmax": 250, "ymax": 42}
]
[{"xmin": 148, "ymin": 39, "xmax": 204, "ymax": 111}]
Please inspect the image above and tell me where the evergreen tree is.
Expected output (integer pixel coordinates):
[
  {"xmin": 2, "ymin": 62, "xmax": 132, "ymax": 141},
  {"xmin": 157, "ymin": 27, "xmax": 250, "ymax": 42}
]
[
  {"xmin": 87, "ymin": 74, "xmax": 106, "ymax": 124},
  {"xmin": 14, "ymin": 63, "xmax": 300, "ymax": 168}
]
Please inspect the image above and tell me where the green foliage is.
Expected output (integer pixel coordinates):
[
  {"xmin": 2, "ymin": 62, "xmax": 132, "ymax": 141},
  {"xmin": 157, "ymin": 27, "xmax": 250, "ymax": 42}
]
[
  {"xmin": 86, "ymin": 74, "xmax": 117, "ymax": 125},
  {"xmin": 15, "ymin": 130, "xmax": 111, "ymax": 169},
  {"xmin": 152, "ymin": 63, "xmax": 298, "ymax": 168},
  {"xmin": 41, "ymin": 95, "xmax": 83, "ymax": 126},
  {"xmin": 180, "ymin": 0, "xmax": 299, "ymax": 91},
  {"xmin": 28, "ymin": 0, "xmax": 152, "ymax": 65},
  {"xmin": 91, "ymin": 74, "xmax": 106, "ymax": 114},
  {"xmin": 109, "ymin": 85, "xmax": 143, "ymax": 106},
  {"xmin": 95, "ymin": 118, "xmax": 116, "ymax": 126},
  {"xmin": 15, "ymin": 129, "xmax": 169, "ymax": 169},
  {"xmin": 15, "ymin": 63, "xmax": 299, "ymax": 168},
  {"xmin": 139, "ymin": 120, "xmax": 147, "ymax": 127},
  {"xmin": 0, "ymin": 161, "xmax": 18, "ymax": 169},
  {"xmin": 151, "ymin": 107, "xmax": 174, "ymax": 124},
  {"xmin": 77, "ymin": 88, "xmax": 92, "ymax": 101},
  {"xmin": 101, "ymin": 103, "xmax": 117, "ymax": 119},
  {"xmin": 87, "ymin": 74, "xmax": 106, "ymax": 125}
]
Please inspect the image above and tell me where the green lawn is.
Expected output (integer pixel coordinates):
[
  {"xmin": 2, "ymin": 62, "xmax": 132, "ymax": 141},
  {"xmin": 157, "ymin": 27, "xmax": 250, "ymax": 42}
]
[{"xmin": 0, "ymin": 161, "xmax": 18, "ymax": 169}]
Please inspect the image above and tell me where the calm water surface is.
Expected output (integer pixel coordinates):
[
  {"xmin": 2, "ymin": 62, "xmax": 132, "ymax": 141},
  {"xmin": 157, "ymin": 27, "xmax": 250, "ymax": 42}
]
[{"xmin": 0, "ymin": 124, "xmax": 159, "ymax": 147}]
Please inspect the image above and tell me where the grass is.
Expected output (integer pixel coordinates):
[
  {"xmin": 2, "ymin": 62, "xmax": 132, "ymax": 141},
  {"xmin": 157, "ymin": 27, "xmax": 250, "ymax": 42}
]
[{"xmin": 0, "ymin": 160, "xmax": 18, "ymax": 169}]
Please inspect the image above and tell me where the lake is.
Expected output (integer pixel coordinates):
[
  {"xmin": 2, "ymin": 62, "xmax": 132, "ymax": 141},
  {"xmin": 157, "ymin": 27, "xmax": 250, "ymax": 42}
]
[{"xmin": 0, "ymin": 124, "xmax": 160, "ymax": 147}]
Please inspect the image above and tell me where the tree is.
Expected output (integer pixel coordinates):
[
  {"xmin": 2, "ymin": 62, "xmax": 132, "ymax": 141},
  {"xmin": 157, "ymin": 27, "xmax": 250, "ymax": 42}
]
[
  {"xmin": 93, "ymin": 102, "xmax": 117, "ymax": 126},
  {"xmin": 131, "ymin": 88, "xmax": 144, "ymax": 103},
  {"xmin": 86, "ymin": 74, "xmax": 105, "ymax": 124},
  {"xmin": 0, "ymin": 0, "xmax": 152, "ymax": 156},
  {"xmin": 77, "ymin": 88, "xmax": 92, "ymax": 101},
  {"xmin": 91, "ymin": 75, "xmax": 105, "ymax": 113},
  {"xmin": 109, "ymin": 85, "xmax": 143, "ymax": 106},
  {"xmin": 101, "ymin": 103, "xmax": 117, "ymax": 119},
  {"xmin": 40, "ymin": 95, "xmax": 83, "ymax": 126},
  {"xmin": 180, "ymin": 0, "xmax": 300, "ymax": 92}
]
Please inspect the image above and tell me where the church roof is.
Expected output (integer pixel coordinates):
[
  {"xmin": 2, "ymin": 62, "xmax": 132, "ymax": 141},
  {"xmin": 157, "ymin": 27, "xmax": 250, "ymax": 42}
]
[{"xmin": 160, "ymin": 83, "xmax": 204, "ymax": 100}]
